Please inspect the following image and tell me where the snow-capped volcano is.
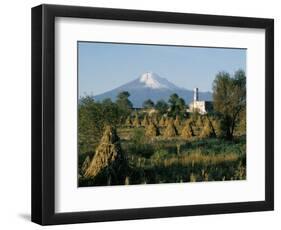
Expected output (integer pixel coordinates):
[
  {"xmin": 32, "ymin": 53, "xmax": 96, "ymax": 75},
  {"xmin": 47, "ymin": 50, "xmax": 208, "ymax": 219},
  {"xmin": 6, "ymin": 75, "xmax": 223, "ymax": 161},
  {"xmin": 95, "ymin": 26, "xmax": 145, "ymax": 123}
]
[
  {"xmin": 93, "ymin": 72, "xmax": 212, "ymax": 107},
  {"xmin": 138, "ymin": 72, "xmax": 179, "ymax": 90}
]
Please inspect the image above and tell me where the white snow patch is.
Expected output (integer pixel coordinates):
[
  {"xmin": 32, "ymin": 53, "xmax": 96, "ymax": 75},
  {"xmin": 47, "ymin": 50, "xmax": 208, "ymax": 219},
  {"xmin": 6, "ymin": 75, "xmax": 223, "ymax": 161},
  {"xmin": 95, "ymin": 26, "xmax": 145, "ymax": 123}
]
[{"xmin": 139, "ymin": 72, "xmax": 170, "ymax": 89}]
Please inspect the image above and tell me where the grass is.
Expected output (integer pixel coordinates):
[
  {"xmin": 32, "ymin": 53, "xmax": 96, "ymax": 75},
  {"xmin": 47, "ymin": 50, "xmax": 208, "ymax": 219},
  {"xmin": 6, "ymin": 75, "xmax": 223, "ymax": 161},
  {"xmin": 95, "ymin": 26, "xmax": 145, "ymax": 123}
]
[{"xmin": 79, "ymin": 126, "xmax": 246, "ymax": 187}]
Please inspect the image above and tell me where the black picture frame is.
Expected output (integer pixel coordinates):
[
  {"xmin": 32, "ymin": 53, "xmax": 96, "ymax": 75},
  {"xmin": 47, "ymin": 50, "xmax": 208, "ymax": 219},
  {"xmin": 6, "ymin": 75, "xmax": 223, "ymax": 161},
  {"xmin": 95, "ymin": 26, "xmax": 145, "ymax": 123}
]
[{"xmin": 31, "ymin": 4, "xmax": 274, "ymax": 225}]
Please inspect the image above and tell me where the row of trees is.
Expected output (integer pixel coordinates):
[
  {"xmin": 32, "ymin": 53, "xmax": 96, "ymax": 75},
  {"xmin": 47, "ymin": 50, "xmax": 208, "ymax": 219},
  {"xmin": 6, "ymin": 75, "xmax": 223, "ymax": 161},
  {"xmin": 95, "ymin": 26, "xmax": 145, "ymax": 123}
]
[
  {"xmin": 79, "ymin": 70, "xmax": 246, "ymax": 154},
  {"xmin": 117, "ymin": 93, "xmax": 187, "ymax": 118},
  {"xmin": 78, "ymin": 91, "xmax": 187, "ymax": 154},
  {"xmin": 143, "ymin": 94, "xmax": 186, "ymax": 118},
  {"xmin": 120, "ymin": 68, "xmax": 246, "ymax": 140},
  {"xmin": 115, "ymin": 91, "xmax": 186, "ymax": 117}
]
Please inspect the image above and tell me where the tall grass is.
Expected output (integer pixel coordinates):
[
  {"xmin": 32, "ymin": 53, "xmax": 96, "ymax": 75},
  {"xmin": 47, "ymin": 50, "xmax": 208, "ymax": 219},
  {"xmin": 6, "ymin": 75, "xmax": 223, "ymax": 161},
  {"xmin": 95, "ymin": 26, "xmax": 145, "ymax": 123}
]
[
  {"xmin": 125, "ymin": 150, "xmax": 245, "ymax": 184},
  {"xmin": 79, "ymin": 133, "xmax": 246, "ymax": 186}
]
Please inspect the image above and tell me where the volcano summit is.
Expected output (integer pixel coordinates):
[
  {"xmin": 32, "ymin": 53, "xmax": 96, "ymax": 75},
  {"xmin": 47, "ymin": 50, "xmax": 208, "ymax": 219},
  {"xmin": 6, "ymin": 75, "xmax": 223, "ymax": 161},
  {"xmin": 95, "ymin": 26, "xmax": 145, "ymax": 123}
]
[{"xmin": 93, "ymin": 72, "xmax": 212, "ymax": 107}]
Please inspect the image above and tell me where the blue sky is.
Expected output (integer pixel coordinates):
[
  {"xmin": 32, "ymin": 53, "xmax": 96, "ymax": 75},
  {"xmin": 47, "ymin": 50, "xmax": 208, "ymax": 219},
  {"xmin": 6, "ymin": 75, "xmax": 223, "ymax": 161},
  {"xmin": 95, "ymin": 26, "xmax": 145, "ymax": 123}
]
[{"xmin": 78, "ymin": 42, "xmax": 246, "ymax": 96}]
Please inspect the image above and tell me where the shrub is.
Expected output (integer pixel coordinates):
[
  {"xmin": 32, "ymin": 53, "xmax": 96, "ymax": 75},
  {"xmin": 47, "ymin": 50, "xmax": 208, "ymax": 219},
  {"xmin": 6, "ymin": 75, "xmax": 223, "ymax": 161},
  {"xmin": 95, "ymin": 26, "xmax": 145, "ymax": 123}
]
[
  {"xmin": 151, "ymin": 149, "xmax": 169, "ymax": 160},
  {"xmin": 130, "ymin": 129, "xmax": 154, "ymax": 158}
]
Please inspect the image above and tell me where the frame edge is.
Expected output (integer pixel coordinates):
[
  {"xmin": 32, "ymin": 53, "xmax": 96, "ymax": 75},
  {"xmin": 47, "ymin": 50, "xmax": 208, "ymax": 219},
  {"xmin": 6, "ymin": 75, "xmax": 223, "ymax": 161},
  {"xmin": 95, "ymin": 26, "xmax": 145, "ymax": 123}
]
[
  {"xmin": 31, "ymin": 4, "xmax": 275, "ymax": 225},
  {"xmin": 265, "ymin": 19, "xmax": 274, "ymax": 211},
  {"xmin": 31, "ymin": 4, "xmax": 43, "ymax": 225}
]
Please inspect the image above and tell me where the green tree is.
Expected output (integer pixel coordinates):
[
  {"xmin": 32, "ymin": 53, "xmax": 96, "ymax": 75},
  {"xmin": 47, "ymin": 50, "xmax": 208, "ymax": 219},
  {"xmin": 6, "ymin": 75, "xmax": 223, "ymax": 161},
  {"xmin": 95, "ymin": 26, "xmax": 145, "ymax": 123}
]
[
  {"xmin": 78, "ymin": 96, "xmax": 105, "ymax": 154},
  {"xmin": 168, "ymin": 93, "xmax": 186, "ymax": 118},
  {"xmin": 115, "ymin": 91, "xmax": 133, "ymax": 122},
  {"xmin": 212, "ymin": 70, "xmax": 246, "ymax": 140},
  {"xmin": 100, "ymin": 98, "xmax": 121, "ymax": 125},
  {"xmin": 155, "ymin": 100, "xmax": 169, "ymax": 115},
  {"xmin": 143, "ymin": 99, "xmax": 155, "ymax": 109},
  {"xmin": 78, "ymin": 96, "xmax": 125, "ymax": 154},
  {"xmin": 116, "ymin": 91, "xmax": 133, "ymax": 109}
]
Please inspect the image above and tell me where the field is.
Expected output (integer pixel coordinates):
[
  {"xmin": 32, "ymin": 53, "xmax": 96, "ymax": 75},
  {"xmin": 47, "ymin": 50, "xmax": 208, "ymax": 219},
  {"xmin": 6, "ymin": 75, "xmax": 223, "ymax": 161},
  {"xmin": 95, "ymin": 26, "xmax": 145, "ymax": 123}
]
[
  {"xmin": 78, "ymin": 118, "xmax": 246, "ymax": 187},
  {"xmin": 78, "ymin": 70, "xmax": 246, "ymax": 187}
]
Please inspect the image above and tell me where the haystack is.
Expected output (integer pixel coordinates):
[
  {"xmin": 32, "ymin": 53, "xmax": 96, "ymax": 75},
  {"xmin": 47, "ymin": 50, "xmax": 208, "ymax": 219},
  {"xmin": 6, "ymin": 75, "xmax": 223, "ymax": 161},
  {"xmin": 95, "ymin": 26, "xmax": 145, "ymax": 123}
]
[
  {"xmin": 141, "ymin": 114, "xmax": 150, "ymax": 127},
  {"xmin": 181, "ymin": 122, "xmax": 194, "ymax": 139},
  {"xmin": 81, "ymin": 156, "xmax": 90, "ymax": 174},
  {"xmin": 196, "ymin": 116, "xmax": 204, "ymax": 128},
  {"xmin": 199, "ymin": 119, "xmax": 216, "ymax": 138},
  {"xmin": 133, "ymin": 114, "xmax": 141, "ymax": 127},
  {"xmin": 152, "ymin": 115, "xmax": 159, "ymax": 125},
  {"xmin": 125, "ymin": 116, "xmax": 132, "ymax": 126},
  {"xmin": 210, "ymin": 118, "xmax": 221, "ymax": 137},
  {"xmin": 145, "ymin": 122, "xmax": 160, "ymax": 137},
  {"xmin": 84, "ymin": 126, "xmax": 128, "ymax": 184},
  {"xmin": 174, "ymin": 115, "xmax": 181, "ymax": 127},
  {"xmin": 163, "ymin": 119, "xmax": 178, "ymax": 137},
  {"xmin": 164, "ymin": 117, "xmax": 170, "ymax": 126},
  {"xmin": 159, "ymin": 116, "xmax": 166, "ymax": 127}
]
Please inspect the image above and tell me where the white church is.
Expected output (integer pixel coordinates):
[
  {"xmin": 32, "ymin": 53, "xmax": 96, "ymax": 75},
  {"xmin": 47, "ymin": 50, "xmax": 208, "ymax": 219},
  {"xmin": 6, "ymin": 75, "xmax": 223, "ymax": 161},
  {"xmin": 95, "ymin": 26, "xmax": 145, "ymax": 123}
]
[{"xmin": 188, "ymin": 88, "xmax": 213, "ymax": 114}]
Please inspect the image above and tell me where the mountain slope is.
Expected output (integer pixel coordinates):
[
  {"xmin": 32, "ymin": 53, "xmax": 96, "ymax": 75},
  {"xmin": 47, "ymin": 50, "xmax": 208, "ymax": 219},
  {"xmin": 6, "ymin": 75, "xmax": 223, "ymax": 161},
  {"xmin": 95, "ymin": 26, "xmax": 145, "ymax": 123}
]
[{"xmin": 93, "ymin": 72, "xmax": 212, "ymax": 107}]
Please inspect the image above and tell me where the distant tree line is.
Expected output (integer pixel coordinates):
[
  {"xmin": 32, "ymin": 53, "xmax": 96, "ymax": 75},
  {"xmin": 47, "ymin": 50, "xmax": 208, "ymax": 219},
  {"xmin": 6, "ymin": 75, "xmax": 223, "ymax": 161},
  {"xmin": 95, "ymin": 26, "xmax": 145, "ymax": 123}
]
[
  {"xmin": 143, "ymin": 93, "xmax": 186, "ymax": 118},
  {"xmin": 78, "ymin": 91, "xmax": 132, "ymax": 154},
  {"xmin": 78, "ymin": 69, "xmax": 246, "ymax": 154}
]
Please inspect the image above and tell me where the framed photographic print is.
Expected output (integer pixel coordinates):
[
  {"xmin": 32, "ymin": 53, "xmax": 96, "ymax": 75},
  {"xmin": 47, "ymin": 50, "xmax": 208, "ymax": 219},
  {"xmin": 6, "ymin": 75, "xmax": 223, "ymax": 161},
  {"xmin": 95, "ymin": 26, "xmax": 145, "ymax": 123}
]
[{"xmin": 31, "ymin": 4, "xmax": 274, "ymax": 225}]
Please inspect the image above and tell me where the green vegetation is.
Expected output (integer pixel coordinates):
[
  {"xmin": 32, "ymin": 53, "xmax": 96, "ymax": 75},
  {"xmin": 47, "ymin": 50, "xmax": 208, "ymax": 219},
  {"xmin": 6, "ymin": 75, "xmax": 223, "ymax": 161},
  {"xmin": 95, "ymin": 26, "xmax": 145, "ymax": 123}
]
[
  {"xmin": 80, "ymin": 127, "xmax": 246, "ymax": 186},
  {"xmin": 143, "ymin": 99, "xmax": 155, "ymax": 109},
  {"xmin": 78, "ymin": 70, "xmax": 246, "ymax": 186},
  {"xmin": 155, "ymin": 100, "xmax": 169, "ymax": 115},
  {"xmin": 168, "ymin": 93, "xmax": 186, "ymax": 118},
  {"xmin": 213, "ymin": 70, "xmax": 246, "ymax": 140}
]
